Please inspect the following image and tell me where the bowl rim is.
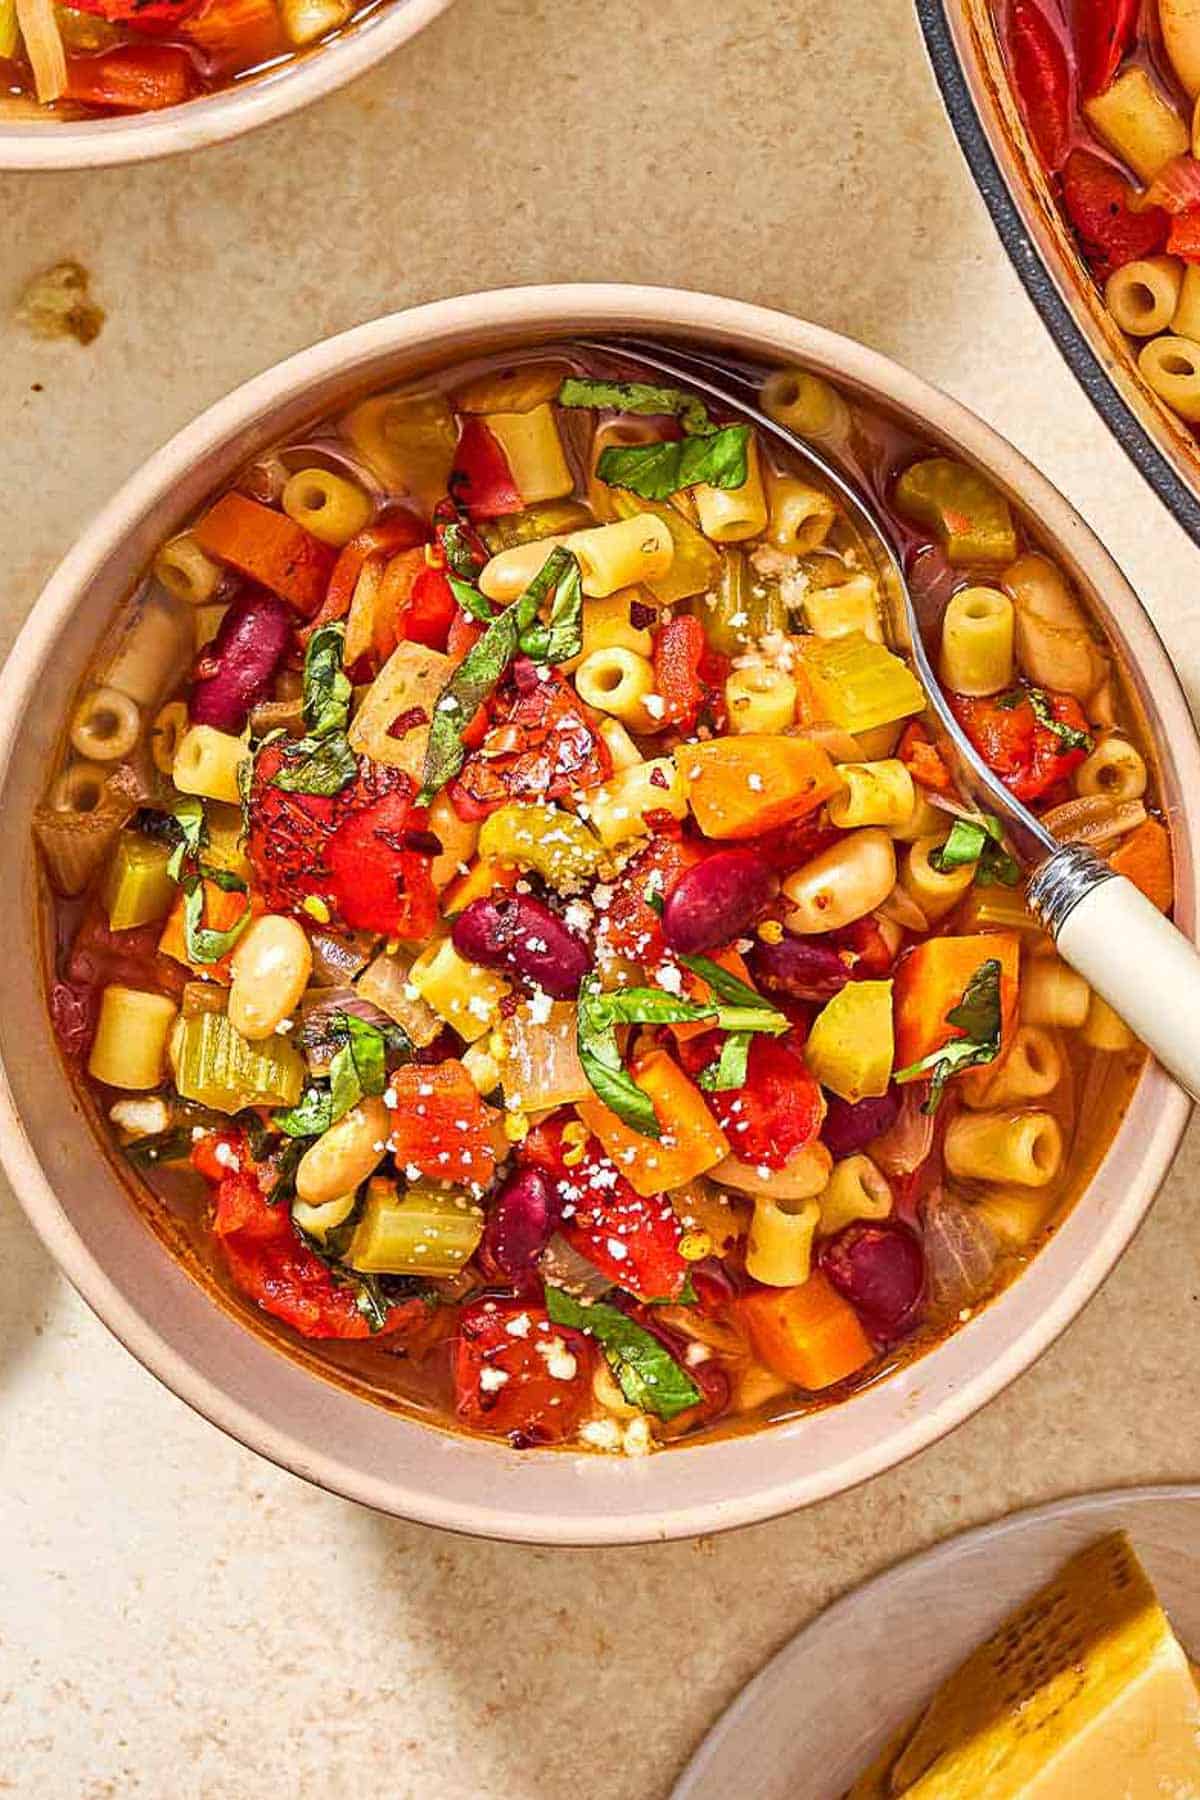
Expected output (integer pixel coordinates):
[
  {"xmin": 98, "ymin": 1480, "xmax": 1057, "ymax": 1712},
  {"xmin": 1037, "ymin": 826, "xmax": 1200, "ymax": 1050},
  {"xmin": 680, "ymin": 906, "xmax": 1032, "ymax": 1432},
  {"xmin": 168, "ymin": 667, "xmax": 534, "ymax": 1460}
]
[
  {"xmin": 913, "ymin": 0, "xmax": 1200, "ymax": 551},
  {"xmin": 0, "ymin": 0, "xmax": 453, "ymax": 171},
  {"xmin": 1, "ymin": 282, "xmax": 1194, "ymax": 1544}
]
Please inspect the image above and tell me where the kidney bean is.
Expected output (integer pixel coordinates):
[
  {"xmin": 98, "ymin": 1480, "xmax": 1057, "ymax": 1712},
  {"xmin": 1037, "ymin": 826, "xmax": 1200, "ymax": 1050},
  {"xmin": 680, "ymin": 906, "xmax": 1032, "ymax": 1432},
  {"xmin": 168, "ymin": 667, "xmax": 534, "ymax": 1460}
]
[
  {"xmin": 481, "ymin": 1168, "xmax": 558, "ymax": 1279},
  {"xmin": 821, "ymin": 1087, "xmax": 902, "ymax": 1159},
  {"xmin": 661, "ymin": 849, "xmax": 776, "ymax": 954},
  {"xmin": 749, "ymin": 933, "xmax": 850, "ymax": 1001},
  {"xmin": 189, "ymin": 592, "xmax": 293, "ymax": 735},
  {"xmin": 820, "ymin": 1222, "xmax": 925, "ymax": 1343},
  {"xmin": 452, "ymin": 895, "xmax": 591, "ymax": 999}
]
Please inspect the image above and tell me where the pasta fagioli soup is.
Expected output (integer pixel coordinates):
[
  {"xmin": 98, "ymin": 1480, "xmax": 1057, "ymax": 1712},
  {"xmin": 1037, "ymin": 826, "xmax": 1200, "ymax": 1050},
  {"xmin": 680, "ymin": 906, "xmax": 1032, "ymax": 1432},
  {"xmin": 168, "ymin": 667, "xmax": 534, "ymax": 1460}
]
[
  {"xmin": 996, "ymin": 0, "xmax": 1200, "ymax": 424},
  {"xmin": 38, "ymin": 346, "xmax": 1168, "ymax": 1454},
  {"xmin": 0, "ymin": 0, "xmax": 381, "ymax": 120}
]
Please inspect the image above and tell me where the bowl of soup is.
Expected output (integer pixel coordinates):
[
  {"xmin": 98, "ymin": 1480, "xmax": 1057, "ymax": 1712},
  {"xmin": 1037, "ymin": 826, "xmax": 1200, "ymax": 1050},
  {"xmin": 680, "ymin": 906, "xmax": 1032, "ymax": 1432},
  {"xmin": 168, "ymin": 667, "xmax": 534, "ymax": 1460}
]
[
  {"xmin": 916, "ymin": 0, "xmax": 1200, "ymax": 547},
  {"xmin": 2, "ymin": 284, "xmax": 1195, "ymax": 1542},
  {"xmin": 0, "ymin": 0, "xmax": 452, "ymax": 168}
]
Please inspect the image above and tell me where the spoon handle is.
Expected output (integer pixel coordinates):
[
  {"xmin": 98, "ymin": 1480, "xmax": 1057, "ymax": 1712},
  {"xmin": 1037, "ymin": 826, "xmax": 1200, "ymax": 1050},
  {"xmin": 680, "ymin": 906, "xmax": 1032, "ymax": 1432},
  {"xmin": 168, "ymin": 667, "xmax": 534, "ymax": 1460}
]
[{"xmin": 1029, "ymin": 844, "xmax": 1200, "ymax": 1099}]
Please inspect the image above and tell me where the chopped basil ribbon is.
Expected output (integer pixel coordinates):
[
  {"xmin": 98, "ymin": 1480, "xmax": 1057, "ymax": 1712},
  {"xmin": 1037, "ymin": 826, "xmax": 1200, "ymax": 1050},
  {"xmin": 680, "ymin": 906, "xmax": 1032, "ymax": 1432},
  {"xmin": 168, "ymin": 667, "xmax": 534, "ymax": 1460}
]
[
  {"xmin": 275, "ymin": 1013, "xmax": 405, "ymax": 1138},
  {"xmin": 697, "ymin": 1030, "xmax": 752, "ymax": 1092},
  {"xmin": 545, "ymin": 1286, "xmax": 701, "ymax": 1420},
  {"xmin": 929, "ymin": 814, "xmax": 1021, "ymax": 888},
  {"xmin": 181, "ymin": 863, "xmax": 253, "ymax": 965},
  {"xmin": 417, "ymin": 547, "xmax": 583, "ymax": 805},
  {"xmin": 447, "ymin": 573, "xmax": 500, "ymax": 625},
  {"xmin": 269, "ymin": 623, "xmax": 357, "ymax": 798},
  {"xmin": 894, "ymin": 958, "xmax": 1003, "ymax": 1113},
  {"xmin": 575, "ymin": 969, "xmax": 787, "ymax": 1136},
  {"xmin": 556, "ymin": 376, "xmax": 716, "ymax": 436},
  {"xmin": 594, "ymin": 426, "xmax": 751, "ymax": 501},
  {"xmin": 122, "ymin": 1127, "xmax": 197, "ymax": 1169},
  {"xmin": 166, "ymin": 794, "xmax": 205, "ymax": 882},
  {"xmin": 439, "ymin": 518, "xmax": 488, "ymax": 580},
  {"xmin": 556, "ymin": 375, "xmax": 750, "ymax": 500}
]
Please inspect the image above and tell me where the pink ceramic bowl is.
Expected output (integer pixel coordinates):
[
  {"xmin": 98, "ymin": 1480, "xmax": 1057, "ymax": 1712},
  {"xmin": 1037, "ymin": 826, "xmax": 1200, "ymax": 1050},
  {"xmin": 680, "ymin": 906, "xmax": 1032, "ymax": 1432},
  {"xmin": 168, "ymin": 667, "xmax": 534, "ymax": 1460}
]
[
  {"xmin": 1, "ymin": 284, "xmax": 1194, "ymax": 1543},
  {"xmin": 0, "ymin": 0, "xmax": 452, "ymax": 170}
]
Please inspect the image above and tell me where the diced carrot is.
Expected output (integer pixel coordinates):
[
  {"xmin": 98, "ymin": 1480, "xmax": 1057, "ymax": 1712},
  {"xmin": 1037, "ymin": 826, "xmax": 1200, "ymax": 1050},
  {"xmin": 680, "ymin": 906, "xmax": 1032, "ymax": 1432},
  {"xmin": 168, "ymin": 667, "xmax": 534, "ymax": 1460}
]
[
  {"xmin": 671, "ymin": 946, "xmax": 754, "ymax": 1043},
  {"xmin": 441, "ymin": 858, "xmax": 521, "ymax": 917},
  {"xmin": 182, "ymin": 0, "xmax": 284, "ymax": 73},
  {"xmin": 158, "ymin": 881, "xmax": 253, "ymax": 984},
  {"xmin": 65, "ymin": 43, "xmax": 199, "ymax": 110},
  {"xmin": 1109, "ymin": 817, "xmax": 1173, "ymax": 913},
  {"xmin": 576, "ymin": 1048, "xmax": 730, "ymax": 1197},
  {"xmin": 372, "ymin": 547, "xmax": 426, "ymax": 663},
  {"xmin": 680, "ymin": 735, "xmax": 841, "ymax": 839},
  {"xmin": 193, "ymin": 492, "xmax": 336, "ymax": 617},
  {"xmin": 892, "ymin": 932, "xmax": 1020, "ymax": 1070},
  {"xmin": 896, "ymin": 720, "xmax": 952, "ymax": 793},
  {"xmin": 737, "ymin": 1273, "xmax": 874, "ymax": 1390}
]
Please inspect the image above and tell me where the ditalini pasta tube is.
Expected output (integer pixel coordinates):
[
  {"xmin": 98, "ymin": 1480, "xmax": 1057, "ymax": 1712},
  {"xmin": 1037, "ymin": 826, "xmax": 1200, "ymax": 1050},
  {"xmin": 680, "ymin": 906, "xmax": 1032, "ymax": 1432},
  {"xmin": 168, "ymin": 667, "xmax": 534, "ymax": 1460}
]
[
  {"xmin": 479, "ymin": 514, "xmax": 674, "ymax": 601},
  {"xmin": 943, "ymin": 1109, "xmax": 1064, "ymax": 1188}
]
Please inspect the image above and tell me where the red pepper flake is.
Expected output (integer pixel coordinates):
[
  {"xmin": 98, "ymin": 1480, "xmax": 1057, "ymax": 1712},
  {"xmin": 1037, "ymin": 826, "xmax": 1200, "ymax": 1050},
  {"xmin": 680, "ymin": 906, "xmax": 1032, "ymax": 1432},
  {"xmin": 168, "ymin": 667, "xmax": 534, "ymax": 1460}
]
[{"xmin": 388, "ymin": 705, "xmax": 429, "ymax": 739}]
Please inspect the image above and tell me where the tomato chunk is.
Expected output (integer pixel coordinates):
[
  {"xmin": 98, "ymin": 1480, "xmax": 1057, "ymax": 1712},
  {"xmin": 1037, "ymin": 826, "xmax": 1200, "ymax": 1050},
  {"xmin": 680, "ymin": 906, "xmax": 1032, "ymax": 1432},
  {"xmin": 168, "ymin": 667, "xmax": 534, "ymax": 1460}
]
[
  {"xmin": 950, "ymin": 687, "xmax": 1090, "ymax": 802},
  {"xmin": 455, "ymin": 1302, "xmax": 593, "ymax": 1444},
  {"xmin": 449, "ymin": 668, "xmax": 611, "ymax": 817},
  {"xmin": 678, "ymin": 1033, "xmax": 825, "ymax": 1170},
  {"xmin": 1061, "ymin": 150, "xmax": 1168, "ymax": 277},
  {"xmin": 209, "ymin": 1159, "xmax": 417, "ymax": 1341},
  {"xmin": 387, "ymin": 1062, "xmax": 500, "ymax": 1188}
]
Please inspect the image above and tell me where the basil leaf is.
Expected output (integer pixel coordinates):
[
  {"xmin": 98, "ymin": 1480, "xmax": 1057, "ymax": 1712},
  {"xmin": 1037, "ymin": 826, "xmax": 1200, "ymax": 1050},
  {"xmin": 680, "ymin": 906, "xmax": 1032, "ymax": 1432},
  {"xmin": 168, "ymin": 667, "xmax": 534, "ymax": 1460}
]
[
  {"xmin": 302, "ymin": 622, "xmax": 352, "ymax": 740},
  {"xmin": 595, "ymin": 426, "xmax": 751, "ymax": 501},
  {"xmin": 1026, "ymin": 686, "xmax": 1094, "ymax": 755},
  {"xmin": 894, "ymin": 957, "xmax": 1003, "ymax": 1112},
  {"xmin": 418, "ymin": 606, "xmax": 521, "ymax": 804},
  {"xmin": 576, "ymin": 975, "xmax": 662, "ymax": 1139},
  {"xmin": 167, "ymin": 794, "xmax": 206, "ymax": 881},
  {"xmin": 439, "ymin": 518, "xmax": 487, "ymax": 580},
  {"xmin": 270, "ymin": 731, "xmax": 358, "ymax": 797},
  {"xmin": 545, "ymin": 1286, "xmax": 701, "ymax": 1421},
  {"xmin": 265, "ymin": 1134, "xmax": 309, "ymax": 1203},
  {"xmin": 447, "ymin": 572, "xmax": 500, "ymax": 625},
  {"xmin": 697, "ymin": 1031, "xmax": 752, "ymax": 1092},
  {"xmin": 517, "ymin": 548, "xmax": 584, "ymax": 665},
  {"xmin": 675, "ymin": 953, "xmax": 772, "ymax": 1012},
  {"xmin": 930, "ymin": 814, "xmax": 1021, "ymax": 888},
  {"xmin": 181, "ymin": 868, "xmax": 252, "ymax": 965},
  {"xmin": 556, "ymin": 377, "xmax": 714, "ymax": 437},
  {"xmin": 581, "ymin": 983, "xmax": 709, "ymax": 1030},
  {"xmin": 276, "ymin": 1086, "xmax": 334, "ymax": 1139}
]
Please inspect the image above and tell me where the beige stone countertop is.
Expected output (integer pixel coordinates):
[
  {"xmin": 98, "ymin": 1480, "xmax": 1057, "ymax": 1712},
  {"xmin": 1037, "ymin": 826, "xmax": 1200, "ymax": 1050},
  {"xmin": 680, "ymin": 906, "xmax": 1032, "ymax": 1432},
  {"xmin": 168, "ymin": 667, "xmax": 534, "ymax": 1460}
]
[{"xmin": 2, "ymin": 0, "xmax": 1200, "ymax": 1794}]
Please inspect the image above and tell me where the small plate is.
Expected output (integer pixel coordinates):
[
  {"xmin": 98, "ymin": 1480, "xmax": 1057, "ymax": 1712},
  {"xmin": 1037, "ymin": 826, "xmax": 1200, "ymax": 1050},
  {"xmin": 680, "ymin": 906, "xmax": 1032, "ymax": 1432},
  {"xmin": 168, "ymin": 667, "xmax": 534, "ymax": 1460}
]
[{"xmin": 672, "ymin": 1484, "xmax": 1200, "ymax": 1799}]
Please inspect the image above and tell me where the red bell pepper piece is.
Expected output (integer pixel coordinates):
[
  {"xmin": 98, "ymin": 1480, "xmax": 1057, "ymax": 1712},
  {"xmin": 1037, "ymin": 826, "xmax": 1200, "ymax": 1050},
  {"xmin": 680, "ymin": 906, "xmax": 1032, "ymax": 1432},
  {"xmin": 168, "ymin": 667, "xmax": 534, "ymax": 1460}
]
[
  {"xmin": 65, "ymin": 43, "xmax": 199, "ymax": 110},
  {"xmin": 208, "ymin": 1154, "xmax": 420, "ymax": 1341},
  {"xmin": 454, "ymin": 1302, "xmax": 594, "ymax": 1445},
  {"xmin": 449, "ymin": 419, "xmax": 522, "ymax": 521},
  {"xmin": 398, "ymin": 563, "xmax": 458, "ymax": 651},
  {"xmin": 651, "ymin": 615, "xmax": 728, "ymax": 731},
  {"xmin": 521, "ymin": 1118, "xmax": 691, "ymax": 1301},
  {"xmin": 950, "ymin": 687, "xmax": 1091, "ymax": 802},
  {"xmin": 676, "ymin": 1033, "xmax": 824, "ymax": 1170},
  {"xmin": 446, "ymin": 608, "xmax": 484, "ymax": 665},
  {"xmin": 1008, "ymin": 0, "xmax": 1072, "ymax": 171},
  {"xmin": 449, "ymin": 669, "xmax": 612, "ymax": 818},
  {"xmin": 1168, "ymin": 206, "xmax": 1200, "ymax": 263},
  {"xmin": 325, "ymin": 789, "xmax": 440, "ymax": 939},
  {"xmin": 1074, "ymin": 0, "xmax": 1138, "ymax": 99},
  {"xmin": 1061, "ymin": 149, "xmax": 1169, "ymax": 276}
]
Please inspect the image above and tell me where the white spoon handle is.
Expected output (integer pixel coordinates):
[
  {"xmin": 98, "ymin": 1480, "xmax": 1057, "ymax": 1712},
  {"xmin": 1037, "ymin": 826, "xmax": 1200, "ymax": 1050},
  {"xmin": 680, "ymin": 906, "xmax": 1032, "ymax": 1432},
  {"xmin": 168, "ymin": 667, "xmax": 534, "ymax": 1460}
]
[{"xmin": 1029, "ymin": 845, "xmax": 1200, "ymax": 1100}]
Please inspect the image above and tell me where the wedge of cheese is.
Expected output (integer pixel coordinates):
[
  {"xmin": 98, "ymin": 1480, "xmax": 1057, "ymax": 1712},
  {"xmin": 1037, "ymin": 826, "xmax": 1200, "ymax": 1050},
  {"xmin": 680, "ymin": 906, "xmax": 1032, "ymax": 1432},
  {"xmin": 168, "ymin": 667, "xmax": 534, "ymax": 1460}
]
[{"xmin": 846, "ymin": 1532, "xmax": 1200, "ymax": 1797}]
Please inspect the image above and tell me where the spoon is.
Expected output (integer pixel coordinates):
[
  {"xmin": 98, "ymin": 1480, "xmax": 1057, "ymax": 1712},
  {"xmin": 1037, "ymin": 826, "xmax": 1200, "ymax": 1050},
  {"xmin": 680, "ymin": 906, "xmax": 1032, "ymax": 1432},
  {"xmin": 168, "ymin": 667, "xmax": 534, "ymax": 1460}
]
[{"xmin": 580, "ymin": 335, "xmax": 1200, "ymax": 1099}]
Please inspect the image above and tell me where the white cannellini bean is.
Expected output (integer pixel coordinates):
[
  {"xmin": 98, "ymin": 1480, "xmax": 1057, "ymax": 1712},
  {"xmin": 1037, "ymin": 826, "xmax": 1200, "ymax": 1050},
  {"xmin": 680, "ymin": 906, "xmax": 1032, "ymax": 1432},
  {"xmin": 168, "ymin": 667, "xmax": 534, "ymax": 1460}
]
[
  {"xmin": 228, "ymin": 914, "xmax": 313, "ymax": 1041},
  {"xmin": 295, "ymin": 1097, "xmax": 392, "ymax": 1207}
]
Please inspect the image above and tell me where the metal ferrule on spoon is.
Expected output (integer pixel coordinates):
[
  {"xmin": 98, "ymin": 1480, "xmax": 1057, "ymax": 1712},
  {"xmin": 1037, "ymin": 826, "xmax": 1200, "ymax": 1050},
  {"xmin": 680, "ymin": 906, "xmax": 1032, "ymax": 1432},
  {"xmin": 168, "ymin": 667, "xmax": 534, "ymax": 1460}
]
[{"xmin": 582, "ymin": 335, "xmax": 1200, "ymax": 1102}]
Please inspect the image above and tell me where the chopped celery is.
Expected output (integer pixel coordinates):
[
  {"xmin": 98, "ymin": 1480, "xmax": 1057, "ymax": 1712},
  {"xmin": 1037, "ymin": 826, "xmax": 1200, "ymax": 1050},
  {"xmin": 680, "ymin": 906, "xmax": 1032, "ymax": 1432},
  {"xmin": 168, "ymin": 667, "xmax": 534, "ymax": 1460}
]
[
  {"xmin": 693, "ymin": 546, "xmax": 787, "ymax": 655},
  {"xmin": 801, "ymin": 633, "xmax": 926, "ymax": 733},
  {"xmin": 960, "ymin": 884, "xmax": 1039, "ymax": 934},
  {"xmin": 101, "ymin": 831, "xmax": 175, "ymax": 931},
  {"xmin": 610, "ymin": 489, "xmax": 722, "ymax": 603},
  {"xmin": 893, "ymin": 459, "xmax": 1018, "ymax": 566},
  {"xmin": 481, "ymin": 500, "xmax": 592, "ymax": 552},
  {"xmin": 477, "ymin": 802, "xmax": 603, "ymax": 891},
  {"xmin": 805, "ymin": 979, "xmax": 894, "ymax": 1102},
  {"xmin": 170, "ymin": 1011, "xmax": 305, "ymax": 1114},
  {"xmin": 346, "ymin": 1178, "xmax": 483, "ymax": 1276}
]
